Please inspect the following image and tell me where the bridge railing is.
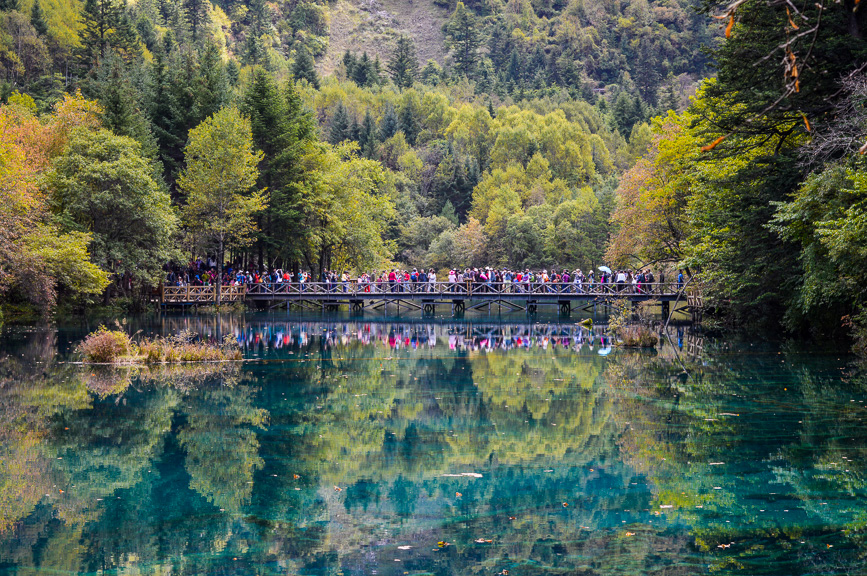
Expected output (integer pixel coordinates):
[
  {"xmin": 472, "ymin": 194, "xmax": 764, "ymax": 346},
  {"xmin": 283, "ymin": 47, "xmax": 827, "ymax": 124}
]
[
  {"xmin": 161, "ymin": 284, "xmax": 246, "ymax": 303},
  {"xmin": 243, "ymin": 281, "xmax": 680, "ymax": 298},
  {"xmin": 160, "ymin": 281, "xmax": 686, "ymax": 303}
]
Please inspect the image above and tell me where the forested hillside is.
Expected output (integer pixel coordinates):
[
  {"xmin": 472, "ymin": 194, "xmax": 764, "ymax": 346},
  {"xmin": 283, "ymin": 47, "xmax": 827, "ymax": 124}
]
[
  {"xmin": 0, "ymin": 0, "xmax": 711, "ymax": 313},
  {"xmin": 2, "ymin": 0, "xmax": 867, "ymax": 340}
]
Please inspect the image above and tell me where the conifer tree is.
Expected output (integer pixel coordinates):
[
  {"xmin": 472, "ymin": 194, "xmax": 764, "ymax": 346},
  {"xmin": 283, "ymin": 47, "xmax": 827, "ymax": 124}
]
[
  {"xmin": 195, "ymin": 40, "xmax": 229, "ymax": 119},
  {"xmin": 358, "ymin": 109, "xmax": 377, "ymax": 158},
  {"xmin": 0, "ymin": 0, "xmax": 19, "ymax": 12},
  {"xmin": 349, "ymin": 115, "xmax": 361, "ymax": 142},
  {"xmin": 243, "ymin": 30, "xmax": 264, "ymax": 66},
  {"xmin": 77, "ymin": 0, "xmax": 120, "ymax": 69},
  {"xmin": 658, "ymin": 78, "xmax": 679, "ymax": 113},
  {"xmin": 30, "ymin": 0, "xmax": 48, "ymax": 36},
  {"xmin": 379, "ymin": 104, "xmax": 398, "ymax": 141},
  {"xmin": 387, "ymin": 35, "xmax": 418, "ymax": 90},
  {"xmin": 226, "ymin": 58, "xmax": 240, "ymax": 86},
  {"xmin": 242, "ymin": 68, "xmax": 316, "ymax": 266},
  {"xmin": 328, "ymin": 103, "xmax": 350, "ymax": 144},
  {"xmin": 291, "ymin": 45, "xmax": 319, "ymax": 89},
  {"xmin": 443, "ymin": 2, "xmax": 480, "ymax": 77},
  {"xmin": 114, "ymin": 8, "xmax": 142, "ymax": 61},
  {"xmin": 399, "ymin": 100, "xmax": 419, "ymax": 146},
  {"xmin": 342, "ymin": 49, "xmax": 356, "ymax": 78},
  {"xmin": 352, "ymin": 52, "xmax": 372, "ymax": 86},
  {"xmin": 76, "ymin": 0, "xmax": 140, "ymax": 69},
  {"xmin": 184, "ymin": 0, "xmax": 209, "ymax": 42},
  {"xmin": 96, "ymin": 52, "xmax": 155, "ymax": 156}
]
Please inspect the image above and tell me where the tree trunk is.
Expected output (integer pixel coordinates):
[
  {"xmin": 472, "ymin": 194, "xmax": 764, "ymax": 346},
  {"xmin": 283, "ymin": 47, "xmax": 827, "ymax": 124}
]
[{"xmin": 217, "ymin": 237, "xmax": 223, "ymax": 306}]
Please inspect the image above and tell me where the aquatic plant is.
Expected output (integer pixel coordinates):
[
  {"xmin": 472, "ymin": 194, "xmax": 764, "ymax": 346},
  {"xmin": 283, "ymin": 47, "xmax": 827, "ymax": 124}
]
[
  {"xmin": 76, "ymin": 325, "xmax": 136, "ymax": 363},
  {"xmin": 77, "ymin": 326, "xmax": 241, "ymax": 364}
]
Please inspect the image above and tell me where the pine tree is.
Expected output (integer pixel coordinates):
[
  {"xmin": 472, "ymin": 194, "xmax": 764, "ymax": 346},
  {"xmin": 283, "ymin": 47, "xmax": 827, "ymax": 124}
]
[
  {"xmin": 196, "ymin": 40, "xmax": 229, "ymax": 119},
  {"xmin": 96, "ymin": 52, "xmax": 156, "ymax": 157},
  {"xmin": 352, "ymin": 52, "xmax": 371, "ymax": 86},
  {"xmin": 291, "ymin": 45, "xmax": 319, "ymax": 89},
  {"xmin": 342, "ymin": 49, "xmax": 356, "ymax": 78},
  {"xmin": 372, "ymin": 55, "xmax": 383, "ymax": 85},
  {"xmin": 349, "ymin": 115, "xmax": 361, "ymax": 142},
  {"xmin": 243, "ymin": 30, "xmax": 264, "ymax": 66},
  {"xmin": 226, "ymin": 58, "xmax": 240, "ymax": 86},
  {"xmin": 241, "ymin": 68, "xmax": 315, "ymax": 266},
  {"xmin": 507, "ymin": 49, "xmax": 521, "ymax": 83},
  {"xmin": 378, "ymin": 104, "xmax": 398, "ymax": 141},
  {"xmin": 0, "ymin": 0, "xmax": 19, "ymax": 12},
  {"xmin": 328, "ymin": 103, "xmax": 350, "ymax": 144},
  {"xmin": 358, "ymin": 109, "xmax": 377, "ymax": 158},
  {"xmin": 114, "ymin": 8, "xmax": 142, "ymax": 61},
  {"xmin": 443, "ymin": 2, "xmax": 480, "ymax": 77},
  {"xmin": 440, "ymin": 200, "xmax": 458, "ymax": 225},
  {"xmin": 658, "ymin": 77, "xmax": 679, "ymax": 112},
  {"xmin": 76, "ymin": 0, "xmax": 141, "ymax": 69},
  {"xmin": 30, "ymin": 0, "xmax": 48, "ymax": 36},
  {"xmin": 184, "ymin": 0, "xmax": 209, "ymax": 42},
  {"xmin": 77, "ymin": 0, "xmax": 120, "ymax": 69},
  {"xmin": 387, "ymin": 35, "xmax": 418, "ymax": 90},
  {"xmin": 398, "ymin": 100, "xmax": 419, "ymax": 146}
]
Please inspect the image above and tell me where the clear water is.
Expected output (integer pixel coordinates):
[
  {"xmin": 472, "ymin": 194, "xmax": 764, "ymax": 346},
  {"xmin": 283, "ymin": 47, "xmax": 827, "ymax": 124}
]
[{"xmin": 1, "ymin": 312, "xmax": 866, "ymax": 576}]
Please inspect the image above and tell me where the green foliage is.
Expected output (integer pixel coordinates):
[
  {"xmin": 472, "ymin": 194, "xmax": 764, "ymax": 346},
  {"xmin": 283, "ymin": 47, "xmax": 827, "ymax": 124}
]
[
  {"xmin": 179, "ymin": 107, "xmax": 265, "ymax": 284},
  {"xmin": 76, "ymin": 0, "xmax": 139, "ymax": 70},
  {"xmin": 387, "ymin": 35, "xmax": 418, "ymax": 91},
  {"xmin": 291, "ymin": 44, "xmax": 319, "ymax": 89},
  {"xmin": 241, "ymin": 68, "xmax": 316, "ymax": 268},
  {"xmin": 29, "ymin": 0, "xmax": 46, "ymax": 36},
  {"xmin": 49, "ymin": 128, "xmax": 178, "ymax": 289},
  {"xmin": 443, "ymin": 2, "xmax": 480, "ymax": 78}
]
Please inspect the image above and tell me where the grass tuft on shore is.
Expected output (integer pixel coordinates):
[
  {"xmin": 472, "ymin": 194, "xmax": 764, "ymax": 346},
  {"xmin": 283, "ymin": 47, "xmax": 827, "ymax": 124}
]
[{"xmin": 77, "ymin": 325, "xmax": 242, "ymax": 364}]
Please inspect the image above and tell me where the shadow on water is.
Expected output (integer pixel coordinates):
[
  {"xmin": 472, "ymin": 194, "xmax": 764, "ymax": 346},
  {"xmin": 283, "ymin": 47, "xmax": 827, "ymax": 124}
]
[{"xmin": 0, "ymin": 313, "xmax": 864, "ymax": 575}]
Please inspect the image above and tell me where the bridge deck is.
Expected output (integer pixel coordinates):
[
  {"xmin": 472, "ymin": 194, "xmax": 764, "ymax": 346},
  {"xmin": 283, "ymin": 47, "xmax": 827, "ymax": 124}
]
[{"xmin": 159, "ymin": 282, "xmax": 689, "ymax": 308}]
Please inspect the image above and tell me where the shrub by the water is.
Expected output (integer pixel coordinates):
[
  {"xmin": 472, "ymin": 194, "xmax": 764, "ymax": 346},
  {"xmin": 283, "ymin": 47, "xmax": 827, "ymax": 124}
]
[
  {"xmin": 78, "ymin": 326, "xmax": 241, "ymax": 364},
  {"xmin": 76, "ymin": 326, "xmax": 136, "ymax": 363}
]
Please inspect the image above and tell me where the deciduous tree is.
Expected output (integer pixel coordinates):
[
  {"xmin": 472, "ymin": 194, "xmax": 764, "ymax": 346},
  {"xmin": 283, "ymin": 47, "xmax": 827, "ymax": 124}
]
[{"xmin": 179, "ymin": 107, "xmax": 265, "ymax": 304}]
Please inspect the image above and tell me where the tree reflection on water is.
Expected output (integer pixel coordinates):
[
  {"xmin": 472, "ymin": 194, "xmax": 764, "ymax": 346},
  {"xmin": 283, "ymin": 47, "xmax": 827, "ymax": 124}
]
[{"xmin": 0, "ymin": 317, "xmax": 865, "ymax": 575}]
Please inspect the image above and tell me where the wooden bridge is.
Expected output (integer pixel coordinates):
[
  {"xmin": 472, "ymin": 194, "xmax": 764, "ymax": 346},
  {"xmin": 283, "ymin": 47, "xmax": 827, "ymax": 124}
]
[{"xmin": 158, "ymin": 281, "xmax": 697, "ymax": 315}]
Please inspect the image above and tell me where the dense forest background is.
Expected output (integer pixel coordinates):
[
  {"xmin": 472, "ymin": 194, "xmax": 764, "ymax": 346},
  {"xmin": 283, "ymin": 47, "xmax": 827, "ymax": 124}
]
[{"xmin": 1, "ymin": 0, "xmax": 866, "ymax": 336}]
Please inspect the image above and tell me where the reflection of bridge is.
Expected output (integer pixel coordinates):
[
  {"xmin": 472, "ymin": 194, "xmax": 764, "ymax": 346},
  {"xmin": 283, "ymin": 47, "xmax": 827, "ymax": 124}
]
[
  {"xmin": 159, "ymin": 281, "xmax": 697, "ymax": 315},
  {"xmin": 151, "ymin": 316, "xmax": 702, "ymax": 358}
]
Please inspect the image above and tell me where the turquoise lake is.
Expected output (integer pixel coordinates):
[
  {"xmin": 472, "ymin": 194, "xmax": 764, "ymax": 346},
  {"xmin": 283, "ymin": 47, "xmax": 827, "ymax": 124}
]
[{"xmin": 1, "ymin": 312, "xmax": 865, "ymax": 575}]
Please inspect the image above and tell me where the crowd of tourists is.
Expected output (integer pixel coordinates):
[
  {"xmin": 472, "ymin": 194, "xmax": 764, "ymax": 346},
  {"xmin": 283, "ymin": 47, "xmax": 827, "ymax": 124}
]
[{"xmin": 166, "ymin": 260, "xmax": 687, "ymax": 294}]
